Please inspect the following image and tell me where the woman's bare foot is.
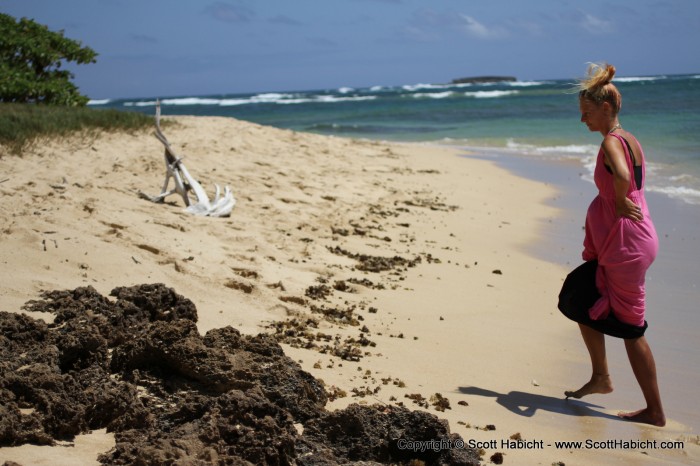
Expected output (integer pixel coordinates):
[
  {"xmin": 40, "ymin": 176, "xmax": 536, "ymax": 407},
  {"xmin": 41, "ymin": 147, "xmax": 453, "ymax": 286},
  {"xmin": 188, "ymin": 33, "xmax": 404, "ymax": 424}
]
[
  {"xmin": 565, "ymin": 373, "xmax": 613, "ymax": 399},
  {"xmin": 618, "ymin": 408, "xmax": 666, "ymax": 427}
]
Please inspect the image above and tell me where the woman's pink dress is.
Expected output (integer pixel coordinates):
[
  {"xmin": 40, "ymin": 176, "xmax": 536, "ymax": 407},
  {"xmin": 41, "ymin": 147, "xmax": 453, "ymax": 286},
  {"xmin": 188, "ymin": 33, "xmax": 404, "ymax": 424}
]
[{"xmin": 582, "ymin": 133, "xmax": 658, "ymax": 328}]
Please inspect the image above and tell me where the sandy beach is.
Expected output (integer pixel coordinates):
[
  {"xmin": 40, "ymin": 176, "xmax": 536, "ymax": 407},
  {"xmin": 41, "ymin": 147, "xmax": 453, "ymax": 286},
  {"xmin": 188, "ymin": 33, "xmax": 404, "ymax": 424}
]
[{"xmin": 1, "ymin": 115, "xmax": 698, "ymax": 465}]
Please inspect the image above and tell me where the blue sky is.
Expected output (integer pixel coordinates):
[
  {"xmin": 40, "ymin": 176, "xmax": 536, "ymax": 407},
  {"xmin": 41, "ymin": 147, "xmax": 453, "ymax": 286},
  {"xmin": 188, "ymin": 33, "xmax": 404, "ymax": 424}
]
[{"xmin": 3, "ymin": 0, "xmax": 699, "ymax": 99}]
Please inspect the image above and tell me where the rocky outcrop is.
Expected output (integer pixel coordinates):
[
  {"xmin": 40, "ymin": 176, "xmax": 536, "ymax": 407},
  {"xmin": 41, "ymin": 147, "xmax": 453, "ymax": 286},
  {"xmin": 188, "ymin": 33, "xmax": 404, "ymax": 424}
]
[{"xmin": 0, "ymin": 284, "xmax": 480, "ymax": 465}]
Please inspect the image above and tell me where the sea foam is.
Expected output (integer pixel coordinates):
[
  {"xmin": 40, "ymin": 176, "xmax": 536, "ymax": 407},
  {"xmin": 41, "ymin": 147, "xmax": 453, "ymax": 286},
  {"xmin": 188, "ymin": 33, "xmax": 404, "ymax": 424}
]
[
  {"xmin": 614, "ymin": 76, "xmax": 663, "ymax": 83},
  {"xmin": 464, "ymin": 90, "xmax": 519, "ymax": 98},
  {"xmin": 123, "ymin": 93, "xmax": 376, "ymax": 107},
  {"xmin": 506, "ymin": 140, "xmax": 598, "ymax": 156},
  {"xmin": 124, "ymin": 100, "xmax": 158, "ymax": 107},
  {"xmin": 505, "ymin": 81, "xmax": 548, "ymax": 87},
  {"xmin": 402, "ymin": 83, "xmax": 449, "ymax": 92},
  {"xmin": 647, "ymin": 185, "xmax": 700, "ymax": 204},
  {"xmin": 412, "ymin": 92, "xmax": 453, "ymax": 99}
]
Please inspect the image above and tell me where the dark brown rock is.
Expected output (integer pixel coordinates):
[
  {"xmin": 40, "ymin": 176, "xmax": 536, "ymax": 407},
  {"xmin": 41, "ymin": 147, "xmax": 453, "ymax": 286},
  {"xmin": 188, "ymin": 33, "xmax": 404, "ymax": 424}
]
[
  {"xmin": 0, "ymin": 285, "xmax": 478, "ymax": 465},
  {"xmin": 299, "ymin": 403, "xmax": 480, "ymax": 465}
]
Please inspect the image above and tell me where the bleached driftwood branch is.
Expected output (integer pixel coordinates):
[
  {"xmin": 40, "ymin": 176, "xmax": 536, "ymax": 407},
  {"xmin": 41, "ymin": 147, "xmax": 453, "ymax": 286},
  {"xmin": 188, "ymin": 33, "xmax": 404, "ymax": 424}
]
[{"xmin": 139, "ymin": 102, "xmax": 235, "ymax": 217}]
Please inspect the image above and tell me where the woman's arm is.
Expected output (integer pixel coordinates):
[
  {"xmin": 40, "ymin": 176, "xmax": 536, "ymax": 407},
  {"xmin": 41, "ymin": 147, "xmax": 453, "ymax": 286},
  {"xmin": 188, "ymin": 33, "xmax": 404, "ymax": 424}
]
[{"xmin": 602, "ymin": 136, "xmax": 644, "ymax": 221}]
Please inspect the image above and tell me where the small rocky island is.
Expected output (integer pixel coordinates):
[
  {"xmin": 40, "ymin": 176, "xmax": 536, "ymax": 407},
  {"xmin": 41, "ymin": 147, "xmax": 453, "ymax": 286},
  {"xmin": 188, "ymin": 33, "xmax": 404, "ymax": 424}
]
[{"xmin": 451, "ymin": 76, "xmax": 517, "ymax": 84}]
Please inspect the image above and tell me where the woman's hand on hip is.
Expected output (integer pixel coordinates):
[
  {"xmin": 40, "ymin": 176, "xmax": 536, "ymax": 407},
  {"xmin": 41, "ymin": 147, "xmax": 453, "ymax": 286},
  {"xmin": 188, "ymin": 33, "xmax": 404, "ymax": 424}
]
[{"xmin": 617, "ymin": 198, "xmax": 644, "ymax": 221}]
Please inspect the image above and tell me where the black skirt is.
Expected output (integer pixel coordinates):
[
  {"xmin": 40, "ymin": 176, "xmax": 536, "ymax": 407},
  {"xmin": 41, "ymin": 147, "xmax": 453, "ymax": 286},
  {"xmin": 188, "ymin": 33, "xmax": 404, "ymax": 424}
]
[{"xmin": 558, "ymin": 260, "xmax": 647, "ymax": 339}]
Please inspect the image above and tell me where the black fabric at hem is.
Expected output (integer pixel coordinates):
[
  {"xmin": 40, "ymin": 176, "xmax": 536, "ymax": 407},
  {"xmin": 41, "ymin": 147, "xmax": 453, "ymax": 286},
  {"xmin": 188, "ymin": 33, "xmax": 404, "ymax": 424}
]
[{"xmin": 558, "ymin": 260, "xmax": 648, "ymax": 339}]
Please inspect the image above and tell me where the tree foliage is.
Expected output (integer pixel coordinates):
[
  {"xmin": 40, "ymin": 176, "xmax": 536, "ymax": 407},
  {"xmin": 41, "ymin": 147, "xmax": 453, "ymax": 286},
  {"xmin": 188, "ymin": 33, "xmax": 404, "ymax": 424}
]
[{"xmin": 0, "ymin": 13, "xmax": 97, "ymax": 106}]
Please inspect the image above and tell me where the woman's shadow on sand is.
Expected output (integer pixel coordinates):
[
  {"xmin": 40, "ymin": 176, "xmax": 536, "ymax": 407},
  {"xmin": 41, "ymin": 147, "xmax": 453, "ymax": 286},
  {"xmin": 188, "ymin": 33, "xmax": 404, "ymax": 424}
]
[{"xmin": 458, "ymin": 386, "xmax": 620, "ymax": 421}]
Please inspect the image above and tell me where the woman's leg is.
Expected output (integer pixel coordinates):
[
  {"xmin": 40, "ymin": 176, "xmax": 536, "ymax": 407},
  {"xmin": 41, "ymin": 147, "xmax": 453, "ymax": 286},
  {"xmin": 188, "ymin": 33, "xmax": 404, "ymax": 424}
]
[
  {"xmin": 565, "ymin": 324, "xmax": 614, "ymax": 398},
  {"xmin": 618, "ymin": 336, "xmax": 666, "ymax": 426}
]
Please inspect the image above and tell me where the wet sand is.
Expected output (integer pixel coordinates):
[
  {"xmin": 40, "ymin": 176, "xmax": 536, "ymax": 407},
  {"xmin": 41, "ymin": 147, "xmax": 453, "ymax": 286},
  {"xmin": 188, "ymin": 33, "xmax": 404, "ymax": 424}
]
[{"xmin": 484, "ymin": 150, "xmax": 700, "ymax": 433}]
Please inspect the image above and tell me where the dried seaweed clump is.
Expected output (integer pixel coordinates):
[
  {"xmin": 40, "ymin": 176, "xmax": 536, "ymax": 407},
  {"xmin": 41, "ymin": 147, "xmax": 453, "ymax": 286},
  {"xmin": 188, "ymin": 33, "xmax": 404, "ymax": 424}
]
[{"xmin": 327, "ymin": 246, "xmax": 421, "ymax": 273}]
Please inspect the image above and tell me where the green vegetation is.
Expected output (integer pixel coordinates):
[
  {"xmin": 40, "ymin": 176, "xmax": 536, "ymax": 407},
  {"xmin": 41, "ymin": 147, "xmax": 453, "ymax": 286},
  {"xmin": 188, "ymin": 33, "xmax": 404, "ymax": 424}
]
[
  {"xmin": 0, "ymin": 103, "xmax": 153, "ymax": 155},
  {"xmin": 0, "ymin": 14, "xmax": 154, "ymax": 155},
  {"xmin": 1, "ymin": 13, "xmax": 97, "ymax": 106}
]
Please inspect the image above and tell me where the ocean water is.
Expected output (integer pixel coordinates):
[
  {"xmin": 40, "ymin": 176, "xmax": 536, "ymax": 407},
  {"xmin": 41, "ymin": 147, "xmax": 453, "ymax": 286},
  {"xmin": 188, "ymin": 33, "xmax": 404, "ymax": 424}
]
[{"xmin": 90, "ymin": 74, "xmax": 700, "ymax": 206}]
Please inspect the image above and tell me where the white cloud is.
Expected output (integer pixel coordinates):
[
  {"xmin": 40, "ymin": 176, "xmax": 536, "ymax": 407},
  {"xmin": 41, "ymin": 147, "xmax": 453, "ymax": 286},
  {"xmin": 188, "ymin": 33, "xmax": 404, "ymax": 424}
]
[
  {"xmin": 459, "ymin": 14, "xmax": 507, "ymax": 40},
  {"xmin": 580, "ymin": 12, "xmax": 614, "ymax": 34},
  {"xmin": 398, "ymin": 9, "xmax": 508, "ymax": 43}
]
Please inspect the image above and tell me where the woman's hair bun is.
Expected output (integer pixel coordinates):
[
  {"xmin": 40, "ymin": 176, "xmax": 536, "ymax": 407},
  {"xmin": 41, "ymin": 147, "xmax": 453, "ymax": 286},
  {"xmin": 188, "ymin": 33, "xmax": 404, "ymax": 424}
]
[
  {"xmin": 582, "ymin": 62, "xmax": 616, "ymax": 89},
  {"xmin": 601, "ymin": 63, "xmax": 616, "ymax": 85},
  {"xmin": 577, "ymin": 62, "xmax": 622, "ymax": 113}
]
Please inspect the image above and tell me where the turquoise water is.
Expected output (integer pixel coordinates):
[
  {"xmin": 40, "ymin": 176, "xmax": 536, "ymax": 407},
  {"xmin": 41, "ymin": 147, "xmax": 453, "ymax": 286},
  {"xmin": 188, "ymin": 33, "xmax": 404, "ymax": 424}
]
[{"xmin": 91, "ymin": 74, "xmax": 700, "ymax": 205}]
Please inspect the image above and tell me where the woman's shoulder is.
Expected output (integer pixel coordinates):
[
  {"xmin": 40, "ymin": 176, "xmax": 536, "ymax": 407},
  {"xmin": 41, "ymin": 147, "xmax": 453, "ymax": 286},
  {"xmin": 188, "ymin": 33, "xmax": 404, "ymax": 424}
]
[
  {"xmin": 604, "ymin": 130, "xmax": 641, "ymax": 147},
  {"xmin": 601, "ymin": 133, "xmax": 624, "ymax": 151},
  {"xmin": 605, "ymin": 130, "xmax": 645, "ymax": 164}
]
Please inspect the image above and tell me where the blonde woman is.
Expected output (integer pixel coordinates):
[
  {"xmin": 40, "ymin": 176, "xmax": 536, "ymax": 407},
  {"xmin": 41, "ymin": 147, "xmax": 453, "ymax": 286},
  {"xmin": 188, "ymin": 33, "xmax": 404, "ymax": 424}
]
[{"xmin": 563, "ymin": 63, "xmax": 665, "ymax": 427}]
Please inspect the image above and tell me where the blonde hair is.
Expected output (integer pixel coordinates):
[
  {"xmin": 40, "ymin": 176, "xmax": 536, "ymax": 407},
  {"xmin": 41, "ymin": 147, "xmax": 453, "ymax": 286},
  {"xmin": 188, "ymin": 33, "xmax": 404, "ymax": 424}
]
[{"xmin": 578, "ymin": 63, "xmax": 622, "ymax": 114}]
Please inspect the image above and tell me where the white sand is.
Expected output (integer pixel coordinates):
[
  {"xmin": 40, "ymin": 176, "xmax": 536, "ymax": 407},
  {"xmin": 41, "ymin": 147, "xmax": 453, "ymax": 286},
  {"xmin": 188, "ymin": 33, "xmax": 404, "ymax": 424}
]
[{"xmin": 0, "ymin": 116, "xmax": 697, "ymax": 465}]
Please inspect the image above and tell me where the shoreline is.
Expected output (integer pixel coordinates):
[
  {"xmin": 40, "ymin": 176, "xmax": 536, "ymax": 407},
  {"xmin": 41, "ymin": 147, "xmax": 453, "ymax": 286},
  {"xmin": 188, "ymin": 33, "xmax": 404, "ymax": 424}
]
[
  {"xmin": 1, "ymin": 117, "xmax": 698, "ymax": 465},
  {"xmin": 468, "ymin": 147, "xmax": 700, "ymax": 433}
]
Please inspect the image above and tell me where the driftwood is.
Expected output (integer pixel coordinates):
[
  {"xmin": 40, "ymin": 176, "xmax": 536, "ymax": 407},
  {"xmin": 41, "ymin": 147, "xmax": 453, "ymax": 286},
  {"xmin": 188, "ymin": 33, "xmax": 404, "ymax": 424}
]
[{"xmin": 139, "ymin": 102, "xmax": 235, "ymax": 217}]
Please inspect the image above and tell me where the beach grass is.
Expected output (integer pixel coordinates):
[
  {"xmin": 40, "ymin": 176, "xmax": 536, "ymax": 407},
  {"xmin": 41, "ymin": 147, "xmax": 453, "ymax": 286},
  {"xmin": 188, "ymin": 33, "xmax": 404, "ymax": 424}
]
[{"xmin": 0, "ymin": 103, "xmax": 153, "ymax": 155}]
